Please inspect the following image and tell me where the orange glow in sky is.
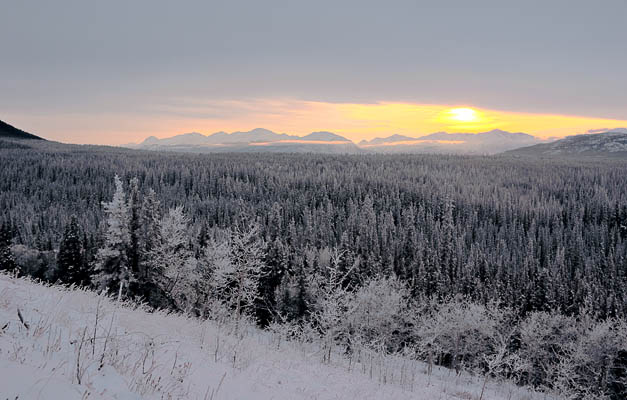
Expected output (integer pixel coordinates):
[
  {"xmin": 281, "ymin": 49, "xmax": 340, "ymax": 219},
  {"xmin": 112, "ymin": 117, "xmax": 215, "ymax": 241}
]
[{"xmin": 8, "ymin": 99, "xmax": 627, "ymax": 145}]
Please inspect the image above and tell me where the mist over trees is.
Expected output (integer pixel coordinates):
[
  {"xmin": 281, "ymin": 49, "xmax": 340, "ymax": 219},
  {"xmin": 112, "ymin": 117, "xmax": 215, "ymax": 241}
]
[{"xmin": 1, "ymin": 142, "xmax": 626, "ymax": 398}]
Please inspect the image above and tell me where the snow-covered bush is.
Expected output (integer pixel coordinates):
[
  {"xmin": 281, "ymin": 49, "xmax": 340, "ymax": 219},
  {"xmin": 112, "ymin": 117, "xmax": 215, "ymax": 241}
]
[
  {"xmin": 518, "ymin": 311, "xmax": 579, "ymax": 389},
  {"xmin": 413, "ymin": 297, "xmax": 503, "ymax": 372},
  {"xmin": 11, "ymin": 244, "xmax": 54, "ymax": 280},
  {"xmin": 553, "ymin": 317, "xmax": 627, "ymax": 399},
  {"xmin": 343, "ymin": 276, "xmax": 410, "ymax": 352}
]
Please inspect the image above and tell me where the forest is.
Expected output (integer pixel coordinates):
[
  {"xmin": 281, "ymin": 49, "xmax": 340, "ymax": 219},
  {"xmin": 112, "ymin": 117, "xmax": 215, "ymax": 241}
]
[{"xmin": 1, "ymin": 139, "xmax": 626, "ymax": 398}]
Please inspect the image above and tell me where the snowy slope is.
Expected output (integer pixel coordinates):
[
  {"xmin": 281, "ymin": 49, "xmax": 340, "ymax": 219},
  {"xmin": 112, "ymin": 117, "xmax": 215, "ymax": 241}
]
[{"xmin": 0, "ymin": 274, "xmax": 552, "ymax": 400}]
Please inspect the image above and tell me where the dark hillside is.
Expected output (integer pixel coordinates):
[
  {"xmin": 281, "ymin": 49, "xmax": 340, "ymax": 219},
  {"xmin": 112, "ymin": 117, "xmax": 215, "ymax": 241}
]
[{"xmin": 0, "ymin": 119, "xmax": 44, "ymax": 140}]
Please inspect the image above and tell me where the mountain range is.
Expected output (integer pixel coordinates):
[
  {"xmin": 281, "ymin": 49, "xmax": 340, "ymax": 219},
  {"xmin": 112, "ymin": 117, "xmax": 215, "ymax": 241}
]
[
  {"xmin": 3, "ymin": 118, "xmax": 627, "ymax": 158},
  {"xmin": 127, "ymin": 128, "xmax": 359, "ymax": 154},
  {"xmin": 125, "ymin": 128, "xmax": 545, "ymax": 155},
  {"xmin": 358, "ymin": 129, "xmax": 540, "ymax": 154}
]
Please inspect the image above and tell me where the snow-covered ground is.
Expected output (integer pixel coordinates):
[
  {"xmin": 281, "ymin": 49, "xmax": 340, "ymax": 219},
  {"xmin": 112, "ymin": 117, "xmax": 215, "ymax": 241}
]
[{"xmin": 0, "ymin": 274, "xmax": 553, "ymax": 400}]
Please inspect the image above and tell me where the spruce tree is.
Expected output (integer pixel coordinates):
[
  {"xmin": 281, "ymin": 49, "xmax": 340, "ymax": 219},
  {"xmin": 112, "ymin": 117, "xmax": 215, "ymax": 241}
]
[
  {"xmin": 127, "ymin": 178, "xmax": 141, "ymax": 280},
  {"xmin": 257, "ymin": 237, "xmax": 290, "ymax": 326},
  {"xmin": 0, "ymin": 221, "xmax": 16, "ymax": 272},
  {"xmin": 57, "ymin": 216, "xmax": 89, "ymax": 285},
  {"xmin": 140, "ymin": 188, "xmax": 161, "ymax": 282}
]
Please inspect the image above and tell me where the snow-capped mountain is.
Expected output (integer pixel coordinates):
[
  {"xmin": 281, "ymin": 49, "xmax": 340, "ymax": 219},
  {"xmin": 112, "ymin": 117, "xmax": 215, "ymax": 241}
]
[
  {"xmin": 505, "ymin": 131, "xmax": 627, "ymax": 158},
  {"xmin": 301, "ymin": 131, "xmax": 349, "ymax": 141},
  {"xmin": 126, "ymin": 128, "xmax": 360, "ymax": 153},
  {"xmin": 358, "ymin": 134, "xmax": 416, "ymax": 146},
  {"xmin": 359, "ymin": 129, "xmax": 541, "ymax": 154}
]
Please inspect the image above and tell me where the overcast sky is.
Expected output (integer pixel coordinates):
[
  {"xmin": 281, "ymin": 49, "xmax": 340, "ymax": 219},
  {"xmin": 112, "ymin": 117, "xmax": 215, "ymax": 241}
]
[{"xmin": 2, "ymin": 0, "xmax": 627, "ymax": 144}]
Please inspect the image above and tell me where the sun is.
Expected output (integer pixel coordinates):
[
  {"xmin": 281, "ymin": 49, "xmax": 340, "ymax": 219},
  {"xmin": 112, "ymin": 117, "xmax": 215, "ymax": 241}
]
[{"xmin": 448, "ymin": 107, "xmax": 479, "ymax": 122}]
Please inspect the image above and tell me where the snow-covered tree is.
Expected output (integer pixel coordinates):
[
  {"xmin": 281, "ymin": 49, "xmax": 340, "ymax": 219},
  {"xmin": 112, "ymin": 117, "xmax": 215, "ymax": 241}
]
[
  {"xmin": 309, "ymin": 248, "xmax": 356, "ymax": 362},
  {"xmin": 93, "ymin": 175, "xmax": 132, "ymax": 300},
  {"xmin": 214, "ymin": 223, "xmax": 265, "ymax": 332},
  {"xmin": 195, "ymin": 236, "xmax": 231, "ymax": 318},
  {"xmin": 136, "ymin": 187, "xmax": 162, "ymax": 299},
  {"xmin": 150, "ymin": 206, "xmax": 196, "ymax": 311}
]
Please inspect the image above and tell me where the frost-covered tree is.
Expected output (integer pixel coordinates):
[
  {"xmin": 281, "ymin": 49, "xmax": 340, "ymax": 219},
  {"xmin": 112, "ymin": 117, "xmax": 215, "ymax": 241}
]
[
  {"xmin": 136, "ymin": 188, "xmax": 162, "ymax": 299},
  {"xmin": 57, "ymin": 215, "xmax": 89, "ymax": 285},
  {"xmin": 310, "ymin": 248, "xmax": 357, "ymax": 362},
  {"xmin": 93, "ymin": 175, "xmax": 132, "ymax": 300},
  {"xmin": 195, "ymin": 236, "xmax": 231, "ymax": 318},
  {"xmin": 312, "ymin": 285, "xmax": 350, "ymax": 363},
  {"xmin": 150, "ymin": 206, "xmax": 196, "ymax": 311},
  {"xmin": 214, "ymin": 223, "xmax": 265, "ymax": 332}
]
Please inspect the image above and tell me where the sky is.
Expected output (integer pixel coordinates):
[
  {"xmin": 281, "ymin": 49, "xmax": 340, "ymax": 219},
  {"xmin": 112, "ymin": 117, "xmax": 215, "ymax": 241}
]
[{"xmin": 2, "ymin": 0, "xmax": 627, "ymax": 145}]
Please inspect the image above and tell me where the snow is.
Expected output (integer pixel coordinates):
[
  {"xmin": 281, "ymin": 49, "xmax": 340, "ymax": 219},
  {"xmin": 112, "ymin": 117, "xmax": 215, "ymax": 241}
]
[{"xmin": 0, "ymin": 274, "xmax": 552, "ymax": 399}]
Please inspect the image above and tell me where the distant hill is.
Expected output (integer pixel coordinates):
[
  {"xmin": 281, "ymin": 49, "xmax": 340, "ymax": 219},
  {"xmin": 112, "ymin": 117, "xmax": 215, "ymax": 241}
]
[
  {"xmin": 505, "ymin": 131, "xmax": 627, "ymax": 158},
  {"xmin": 359, "ymin": 134, "xmax": 416, "ymax": 146},
  {"xmin": 301, "ymin": 131, "xmax": 348, "ymax": 141},
  {"xmin": 0, "ymin": 119, "xmax": 44, "ymax": 140}
]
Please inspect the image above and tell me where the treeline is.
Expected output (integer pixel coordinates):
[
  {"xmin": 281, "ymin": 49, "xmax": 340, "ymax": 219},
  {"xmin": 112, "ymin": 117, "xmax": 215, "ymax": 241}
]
[
  {"xmin": 1, "ymin": 143, "xmax": 626, "ymax": 318},
  {"xmin": 1, "ymin": 142, "xmax": 627, "ymax": 397}
]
